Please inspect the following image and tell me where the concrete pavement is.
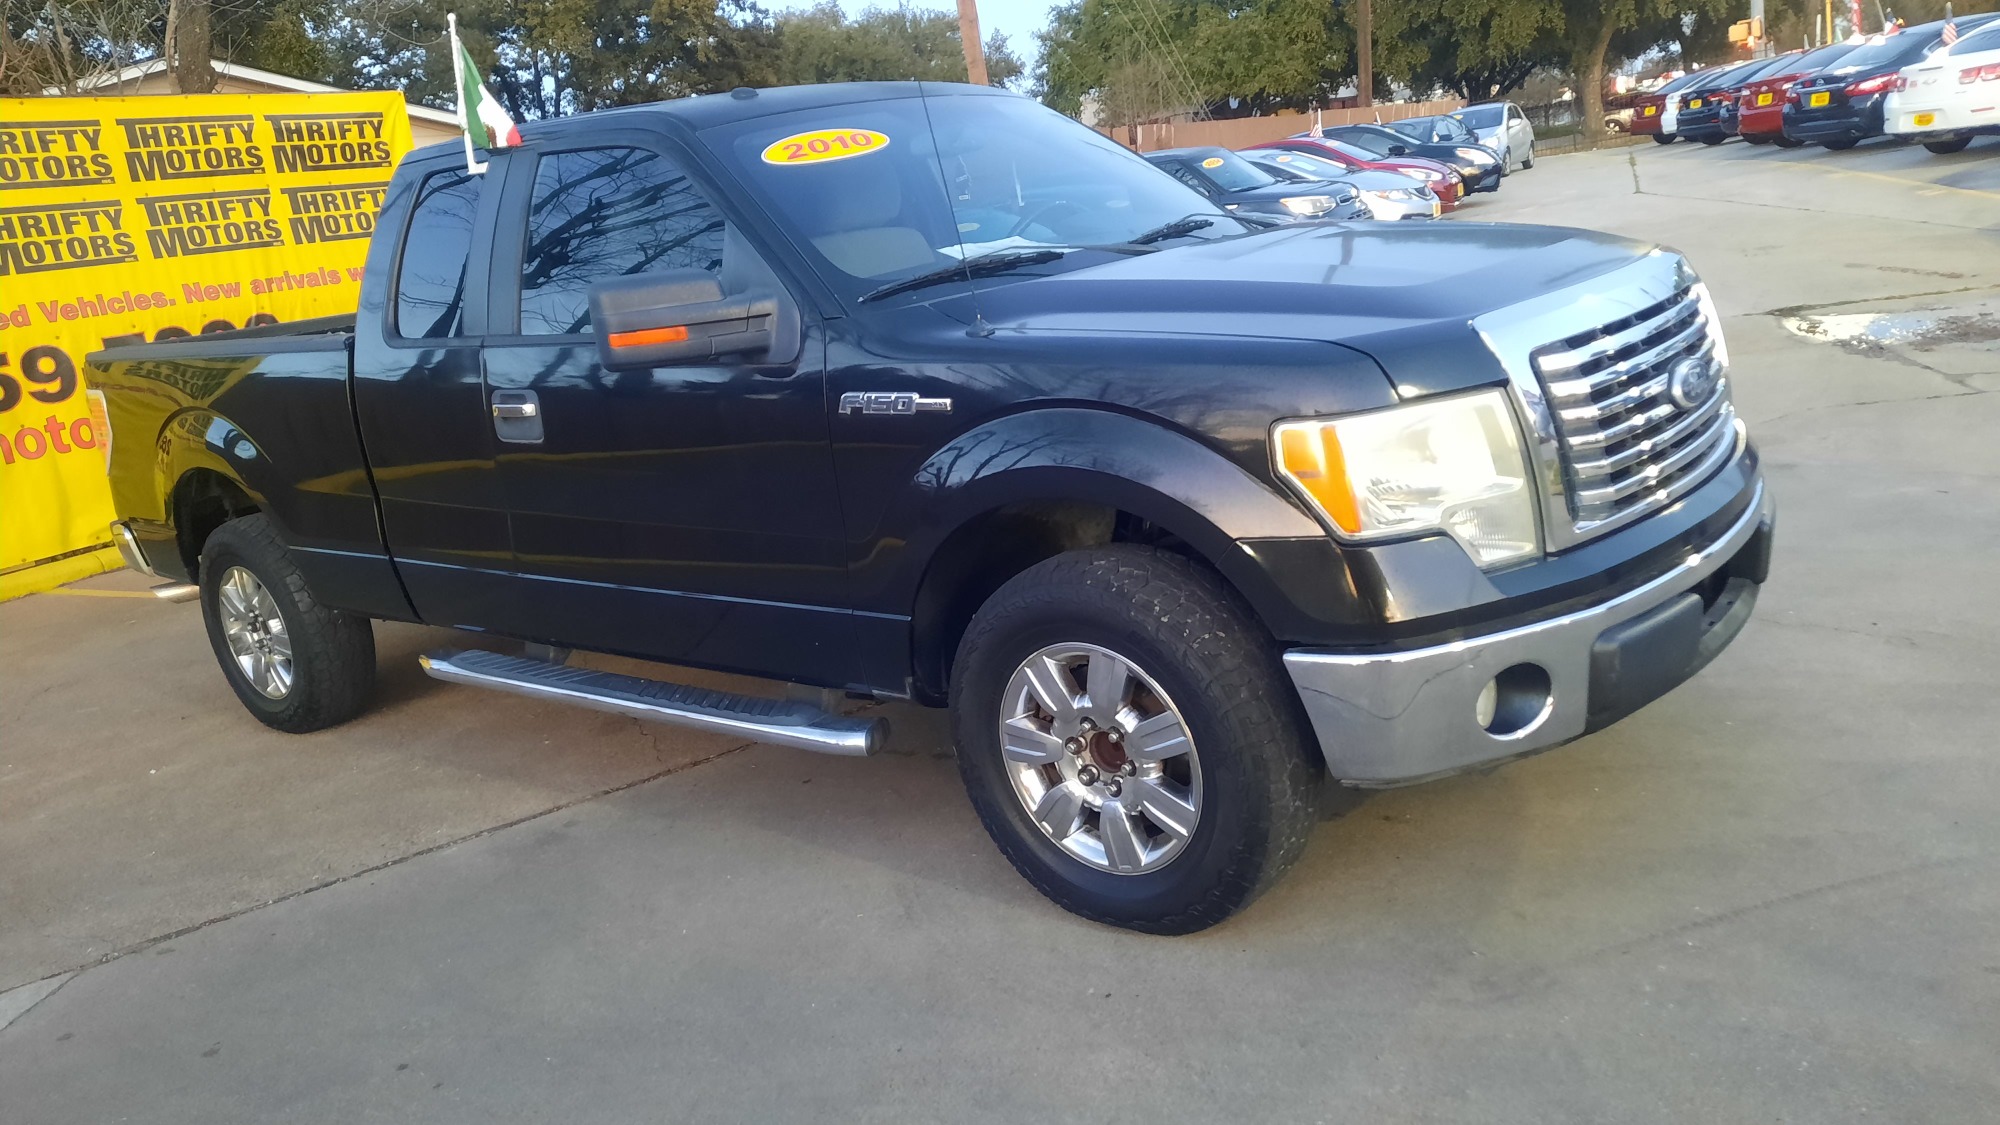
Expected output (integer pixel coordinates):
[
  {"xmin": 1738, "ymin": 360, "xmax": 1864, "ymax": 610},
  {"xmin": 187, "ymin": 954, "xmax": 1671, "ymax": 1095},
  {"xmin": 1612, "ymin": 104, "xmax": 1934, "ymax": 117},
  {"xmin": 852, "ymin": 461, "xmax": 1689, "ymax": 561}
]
[{"xmin": 3, "ymin": 138, "xmax": 1998, "ymax": 1123}]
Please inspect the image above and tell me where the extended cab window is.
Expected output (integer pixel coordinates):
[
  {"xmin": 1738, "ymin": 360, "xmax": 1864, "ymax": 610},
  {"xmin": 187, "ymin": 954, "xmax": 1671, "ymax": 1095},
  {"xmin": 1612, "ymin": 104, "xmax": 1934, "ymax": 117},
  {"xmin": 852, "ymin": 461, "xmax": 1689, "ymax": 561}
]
[
  {"xmin": 395, "ymin": 170, "xmax": 481, "ymax": 338},
  {"xmin": 518, "ymin": 147, "xmax": 725, "ymax": 336}
]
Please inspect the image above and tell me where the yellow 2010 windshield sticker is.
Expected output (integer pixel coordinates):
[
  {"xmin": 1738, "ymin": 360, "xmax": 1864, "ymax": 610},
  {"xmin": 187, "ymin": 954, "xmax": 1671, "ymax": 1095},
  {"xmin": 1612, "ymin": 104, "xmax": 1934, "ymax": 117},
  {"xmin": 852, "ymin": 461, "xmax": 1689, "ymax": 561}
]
[
  {"xmin": 762, "ymin": 128, "xmax": 891, "ymax": 165},
  {"xmin": 1200, "ymin": 157, "xmax": 1224, "ymax": 168}
]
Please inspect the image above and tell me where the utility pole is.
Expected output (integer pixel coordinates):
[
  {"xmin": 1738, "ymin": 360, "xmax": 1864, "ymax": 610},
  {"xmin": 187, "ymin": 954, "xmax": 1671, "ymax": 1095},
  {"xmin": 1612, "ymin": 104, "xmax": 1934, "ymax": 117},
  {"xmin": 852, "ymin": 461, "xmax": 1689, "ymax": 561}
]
[
  {"xmin": 957, "ymin": 0, "xmax": 989, "ymax": 86},
  {"xmin": 1356, "ymin": 0, "xmax": 1374, "ymax": 107}
]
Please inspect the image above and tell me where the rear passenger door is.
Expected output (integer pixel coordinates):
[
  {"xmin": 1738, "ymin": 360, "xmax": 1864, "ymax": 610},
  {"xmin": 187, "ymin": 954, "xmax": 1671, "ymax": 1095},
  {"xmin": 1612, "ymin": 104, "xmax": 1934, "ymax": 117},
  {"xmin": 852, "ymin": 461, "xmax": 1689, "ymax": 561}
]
[
  {"xmin": 350, "ymin": 154, "xmax": 517, "ymax": 627},
  {"xmin": 478, "ymin": 134, "xmax": 850, "ymax": 682}
]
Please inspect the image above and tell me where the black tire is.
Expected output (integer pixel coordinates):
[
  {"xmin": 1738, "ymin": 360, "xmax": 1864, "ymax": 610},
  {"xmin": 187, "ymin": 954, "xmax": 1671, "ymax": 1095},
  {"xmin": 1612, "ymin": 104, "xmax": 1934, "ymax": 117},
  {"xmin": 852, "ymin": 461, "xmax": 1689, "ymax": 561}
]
[
  {"xmin": 1774, "ymin": 136, "xmax": 1804, "ymax": 148},
  {"xmin": 1923, "ymin": 137, "xmax": 1971, "ymax": 155},
  {"xmin": 1699, "ymin": 134, "xmax": 1725, "ymax": 146},
  {"xmin": 1652, "ymin": 134, "xmax": 1676, "ymax": 145},
  {"xmin": 1521, "ymin": 143, "xmax": 1535, "ymax": 168},
  {"xmin": 1821, "ymin": 137, "xmax": 1859, "ymax": 150},
  {"xmin": 199, "ymin": 514, "xmax": 375, "ymax": 733},
  {"xmin": 950, "ymin": 545, "xmax": 1322, "ymax": 934},
  {"xmin": 1743, "ymin": 134, "xmax": 1771, "ymax": 146}
]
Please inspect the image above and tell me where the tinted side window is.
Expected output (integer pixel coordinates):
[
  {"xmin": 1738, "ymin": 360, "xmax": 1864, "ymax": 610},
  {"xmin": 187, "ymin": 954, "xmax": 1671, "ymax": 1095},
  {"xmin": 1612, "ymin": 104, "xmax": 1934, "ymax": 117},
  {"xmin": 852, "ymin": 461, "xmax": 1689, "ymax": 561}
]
[
  {"xmin": 396, "ymin": 170, "xmax": 481, "ymax": 338},
  {"xmin": 1159, "ymin": 163, "xmax": 1209, "ymax": 193},
  {"xmin": 519, "ymin": 147, "xmax": 725, "ymax": 336}
]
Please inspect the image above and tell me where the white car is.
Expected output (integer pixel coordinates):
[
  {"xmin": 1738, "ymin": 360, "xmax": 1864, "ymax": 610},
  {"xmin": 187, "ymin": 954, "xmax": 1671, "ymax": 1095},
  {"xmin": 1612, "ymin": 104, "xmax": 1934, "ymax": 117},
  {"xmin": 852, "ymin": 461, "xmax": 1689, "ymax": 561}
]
[
  {"xmin": 1885, "ymin": 19, "xmax": 2000, "ymax": 153},
  {"xmin": 1448, "ymin": 102, "xmax": 1536, "ymax": 172},
  {"xmin": 1237, "ymin": 149, "xmax": 1442, "ymax": 219}
]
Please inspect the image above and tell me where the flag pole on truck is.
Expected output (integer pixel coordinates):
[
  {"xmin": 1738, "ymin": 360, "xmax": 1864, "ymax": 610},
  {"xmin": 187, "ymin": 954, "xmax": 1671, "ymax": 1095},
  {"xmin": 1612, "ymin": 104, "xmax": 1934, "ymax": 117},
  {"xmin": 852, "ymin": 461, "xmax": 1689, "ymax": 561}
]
[{"xmin": 447, "ymin": 13, "xmax": 520, "ymax": 175}]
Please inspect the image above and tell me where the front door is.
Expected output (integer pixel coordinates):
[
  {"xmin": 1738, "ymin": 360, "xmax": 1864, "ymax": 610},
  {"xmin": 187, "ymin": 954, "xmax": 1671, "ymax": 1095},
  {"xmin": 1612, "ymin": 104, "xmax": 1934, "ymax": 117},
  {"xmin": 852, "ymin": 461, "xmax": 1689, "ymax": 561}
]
[{"xmin": 479, "ymin": 139, "xmax": 851, "ymax": 684}]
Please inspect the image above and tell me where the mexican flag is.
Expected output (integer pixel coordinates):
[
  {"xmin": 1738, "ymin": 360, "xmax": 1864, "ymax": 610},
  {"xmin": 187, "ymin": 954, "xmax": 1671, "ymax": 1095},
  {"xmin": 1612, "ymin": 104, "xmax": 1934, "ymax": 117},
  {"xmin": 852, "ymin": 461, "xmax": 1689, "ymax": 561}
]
[{"xmin": 447, "ymin": 13, "xmax": 519, "ymax": 171}]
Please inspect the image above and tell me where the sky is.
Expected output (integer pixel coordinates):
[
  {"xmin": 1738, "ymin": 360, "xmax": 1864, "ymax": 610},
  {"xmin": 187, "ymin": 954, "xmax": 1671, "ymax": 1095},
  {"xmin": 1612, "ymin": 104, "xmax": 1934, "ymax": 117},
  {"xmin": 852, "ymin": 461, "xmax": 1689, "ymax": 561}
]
[{"xmin": 967, "ymin": 0, "xmax": 1058, "ymax": 82}]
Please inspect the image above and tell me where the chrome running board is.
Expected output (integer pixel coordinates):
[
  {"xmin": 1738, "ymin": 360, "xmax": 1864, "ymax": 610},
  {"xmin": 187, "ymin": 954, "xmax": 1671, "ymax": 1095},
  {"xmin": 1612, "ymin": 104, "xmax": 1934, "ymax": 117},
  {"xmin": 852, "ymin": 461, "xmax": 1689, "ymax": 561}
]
[{"xmin": 419, "ymin": 649, "xmax": 885, "ymax": 757}]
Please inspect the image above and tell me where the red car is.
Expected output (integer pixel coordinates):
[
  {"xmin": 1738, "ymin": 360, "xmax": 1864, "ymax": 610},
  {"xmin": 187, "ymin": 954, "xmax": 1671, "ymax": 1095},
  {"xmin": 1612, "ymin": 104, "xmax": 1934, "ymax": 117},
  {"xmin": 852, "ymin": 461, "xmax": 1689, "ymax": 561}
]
[
  {"xmin": 1630, "ymin": 70, "xmax": 1708, "ymax": 142},
  {"xmin": 1246, "ymin": 137, "xmax": 1467, "ymax": 211},
  {"xmin": 1735, "ymin": 42, "xmax": 1860, "ymax": 145}
]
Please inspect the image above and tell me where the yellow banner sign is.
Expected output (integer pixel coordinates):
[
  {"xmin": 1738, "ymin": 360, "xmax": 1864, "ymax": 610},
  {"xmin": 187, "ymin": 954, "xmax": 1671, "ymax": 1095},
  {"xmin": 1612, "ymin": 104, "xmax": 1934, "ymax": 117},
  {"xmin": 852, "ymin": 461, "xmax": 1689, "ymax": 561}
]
[{"xmin": 0, "ymin": 93, "xmax": 413, "ymax": 597}]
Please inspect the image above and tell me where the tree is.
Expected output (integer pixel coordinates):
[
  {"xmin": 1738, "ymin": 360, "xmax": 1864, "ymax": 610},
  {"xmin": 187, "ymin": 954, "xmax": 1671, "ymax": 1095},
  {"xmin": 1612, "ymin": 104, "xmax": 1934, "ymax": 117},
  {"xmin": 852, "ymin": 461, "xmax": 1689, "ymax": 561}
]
[
  {"xmin": 1372, "ymin": 0, "xmax": 1564, "ymax": 100},
  {"xmin": 1037, "ymin": 0, "xmax": 1350, "ymax": 124},
  {"xmin": 764, "ymin": 3, "xmax": 1022, "ymax": 88}
]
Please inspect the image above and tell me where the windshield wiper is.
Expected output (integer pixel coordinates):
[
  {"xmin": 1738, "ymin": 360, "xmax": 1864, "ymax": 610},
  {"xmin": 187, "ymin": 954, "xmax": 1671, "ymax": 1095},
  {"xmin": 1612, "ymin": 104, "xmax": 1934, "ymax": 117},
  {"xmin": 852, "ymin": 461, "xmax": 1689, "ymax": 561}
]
[
  {"xmin": 860, "ymin": 249, "xmax": 1070, "ymax": 303},
  {"xmin": 1129, "ymin": 216, "xmax": 1217, "ymax": 245}
]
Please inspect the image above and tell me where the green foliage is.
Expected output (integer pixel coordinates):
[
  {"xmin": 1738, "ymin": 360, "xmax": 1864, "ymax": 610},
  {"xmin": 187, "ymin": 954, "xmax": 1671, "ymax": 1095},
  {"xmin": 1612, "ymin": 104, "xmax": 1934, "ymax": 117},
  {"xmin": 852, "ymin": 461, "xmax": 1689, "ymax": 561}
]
[
  {"xmin": 765, "ymin": 3, "xmax": 1022, "ymax": 87},
  {"xmin": 1037, "ymin": 0, "xmax": 1350, "ymax": 124}
]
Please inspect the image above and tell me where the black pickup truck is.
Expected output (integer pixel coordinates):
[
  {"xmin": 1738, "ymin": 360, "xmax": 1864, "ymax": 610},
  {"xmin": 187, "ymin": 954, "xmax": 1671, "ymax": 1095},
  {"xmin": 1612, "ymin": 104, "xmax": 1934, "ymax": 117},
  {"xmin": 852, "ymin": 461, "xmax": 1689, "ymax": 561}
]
[{"xmin": 89, "ymin": 82, "xmax": 1773, "ymax": 934}]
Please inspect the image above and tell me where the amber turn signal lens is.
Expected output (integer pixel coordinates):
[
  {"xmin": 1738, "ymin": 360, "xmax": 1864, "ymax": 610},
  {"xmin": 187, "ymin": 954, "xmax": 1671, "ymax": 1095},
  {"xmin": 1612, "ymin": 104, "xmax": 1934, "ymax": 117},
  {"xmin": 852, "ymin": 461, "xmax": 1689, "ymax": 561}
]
[
  {"xmin": 608, "ymin": 325, "xmax": 689, "ymax": 348},
  {"xmin": 1275, "ymin": 423, "xmax": 1361, "ymax": 533}
]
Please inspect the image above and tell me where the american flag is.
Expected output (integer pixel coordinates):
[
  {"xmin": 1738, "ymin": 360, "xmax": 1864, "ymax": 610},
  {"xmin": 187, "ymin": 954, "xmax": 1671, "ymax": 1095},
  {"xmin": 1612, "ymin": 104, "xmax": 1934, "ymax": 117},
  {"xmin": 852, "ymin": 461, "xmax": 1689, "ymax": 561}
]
[
  {"xmin": 1308, "ymin": 108, "xmax": 1324, "ymax": 138},
  {"xmin": 1942, "ymin": 19, "xmax": 1958, "ymax": 45}
]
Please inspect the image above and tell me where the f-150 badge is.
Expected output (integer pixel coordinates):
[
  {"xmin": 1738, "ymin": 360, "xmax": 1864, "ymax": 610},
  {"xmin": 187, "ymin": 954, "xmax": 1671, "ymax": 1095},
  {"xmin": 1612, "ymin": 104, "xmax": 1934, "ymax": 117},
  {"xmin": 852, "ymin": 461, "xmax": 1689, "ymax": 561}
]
[{"xmin": 839, "ymin": 392, "xmax": 952, "ymax": 416}]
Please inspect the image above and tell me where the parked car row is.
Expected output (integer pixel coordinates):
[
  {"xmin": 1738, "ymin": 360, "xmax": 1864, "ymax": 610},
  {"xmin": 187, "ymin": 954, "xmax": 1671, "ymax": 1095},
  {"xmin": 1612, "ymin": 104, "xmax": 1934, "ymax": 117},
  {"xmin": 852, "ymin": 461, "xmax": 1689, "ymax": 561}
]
[
  {"xmin": 1136, "ymin": 108, "xmax": 1535, "ymax": 227},
  {"xmin": 1633, "ymin": 15, "xmax": 2000, "ymax": 154}
]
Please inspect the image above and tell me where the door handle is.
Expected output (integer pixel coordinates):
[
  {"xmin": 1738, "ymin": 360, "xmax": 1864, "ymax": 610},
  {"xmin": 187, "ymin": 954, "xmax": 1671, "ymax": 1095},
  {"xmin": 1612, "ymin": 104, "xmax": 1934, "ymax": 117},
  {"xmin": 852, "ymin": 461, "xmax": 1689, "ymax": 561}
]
[{"xmin": 490, "ymin": 390, "xmax": 543, "ymax": 444}]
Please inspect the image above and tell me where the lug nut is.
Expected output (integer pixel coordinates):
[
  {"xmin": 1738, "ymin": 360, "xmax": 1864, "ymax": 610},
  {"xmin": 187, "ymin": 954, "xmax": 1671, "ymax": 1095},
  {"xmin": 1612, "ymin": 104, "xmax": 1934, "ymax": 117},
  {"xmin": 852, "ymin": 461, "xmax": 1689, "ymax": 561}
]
[
  {"xmin": 1078, "ymin": 765, "xmax": 1099, "ymax": 785},
  {"xmin": 1121, "ymin": 762, "xmax": 1136, "ymax": 776},
  {"xmin": 1065, "ymin": 737, "xmax": 1085, "ymax": 755},
  {"xmin": 1078, "ymin": 717, "xmax": 1095, "ymax": 733},
  {"xmin": 1106, "ymin": 729, "xmax": 1123, "ymax": 744},
  {"xmin": 1107, "ymin": 780, "xmax": 1123, "ymax": 798}
]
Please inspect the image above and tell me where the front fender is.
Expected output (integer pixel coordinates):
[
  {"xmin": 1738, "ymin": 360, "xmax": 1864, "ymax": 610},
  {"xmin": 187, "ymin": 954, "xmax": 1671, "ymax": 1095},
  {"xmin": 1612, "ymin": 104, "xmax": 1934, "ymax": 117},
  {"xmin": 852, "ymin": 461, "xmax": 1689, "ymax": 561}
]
[{"xmin": 861, "ymin": 406, "xmax": 1370, "ymax": 640}]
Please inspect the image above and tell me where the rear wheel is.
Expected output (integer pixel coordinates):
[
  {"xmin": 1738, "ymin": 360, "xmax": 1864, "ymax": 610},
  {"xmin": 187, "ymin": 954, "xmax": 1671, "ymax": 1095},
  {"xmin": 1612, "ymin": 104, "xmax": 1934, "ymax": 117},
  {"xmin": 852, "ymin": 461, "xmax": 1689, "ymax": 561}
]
[
  {"xmin": 1652, "ymin": 134, "xmax": 1676, "ymax": 145},
  {"xmin": 200, "ymin": 514, "xmax": 376, "ymax": 733},
  {"xmin": 1923, "ymin": 137, "xmax": 1971, "ymax": 155},
  {"xmin": 951, "ymin": 546, "xmax": 1321, "ymax": 934}
]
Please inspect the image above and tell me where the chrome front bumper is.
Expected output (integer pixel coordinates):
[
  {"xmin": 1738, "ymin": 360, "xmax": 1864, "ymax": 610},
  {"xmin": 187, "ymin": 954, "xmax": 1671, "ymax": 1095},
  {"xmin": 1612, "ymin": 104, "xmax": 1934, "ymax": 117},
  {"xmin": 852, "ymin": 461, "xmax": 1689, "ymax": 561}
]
[
  {"xmin": 111, "ymin": 520, "xmax": 160, "ymax": 578},
  {"xmin": 1284, "ymin": 480, "xmax": 1773, "ymax": 787}
]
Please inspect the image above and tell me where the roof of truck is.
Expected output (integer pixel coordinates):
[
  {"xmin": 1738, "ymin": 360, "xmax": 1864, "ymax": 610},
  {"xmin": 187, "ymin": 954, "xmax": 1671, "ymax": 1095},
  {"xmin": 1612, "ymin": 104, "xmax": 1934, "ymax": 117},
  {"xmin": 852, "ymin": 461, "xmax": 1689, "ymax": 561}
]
[{"xmin": 405, "ymin": 80, "xmax": 1011, "ymax": 162}]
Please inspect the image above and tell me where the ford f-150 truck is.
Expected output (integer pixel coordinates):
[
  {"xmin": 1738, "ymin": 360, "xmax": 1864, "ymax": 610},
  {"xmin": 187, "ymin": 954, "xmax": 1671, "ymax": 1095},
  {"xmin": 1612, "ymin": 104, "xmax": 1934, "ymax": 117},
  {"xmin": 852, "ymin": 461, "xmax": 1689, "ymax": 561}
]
[{"xmin": 88, "ymin": 82, "xmax": 1773, "ymax": 934}]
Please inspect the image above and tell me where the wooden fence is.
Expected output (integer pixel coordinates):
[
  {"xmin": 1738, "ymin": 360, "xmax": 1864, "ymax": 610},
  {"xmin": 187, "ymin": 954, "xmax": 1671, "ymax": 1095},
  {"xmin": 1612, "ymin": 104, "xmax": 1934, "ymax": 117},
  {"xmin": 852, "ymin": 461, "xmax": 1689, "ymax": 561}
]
[{"xmin": 1098, "ymin": 99, "xmax": 1467, "ymax": 153}]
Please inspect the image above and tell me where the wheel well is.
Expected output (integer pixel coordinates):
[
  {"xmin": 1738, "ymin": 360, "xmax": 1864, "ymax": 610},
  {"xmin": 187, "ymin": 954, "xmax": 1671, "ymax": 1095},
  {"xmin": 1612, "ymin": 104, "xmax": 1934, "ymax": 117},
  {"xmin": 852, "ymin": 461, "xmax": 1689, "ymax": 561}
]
[
  {"xmin": 909, "ymin": 501, "xmax": 1224, "ymax": 705},
  {"xmin": 173, "ymin": 470, "xmax": 259, "ymax": 583}
]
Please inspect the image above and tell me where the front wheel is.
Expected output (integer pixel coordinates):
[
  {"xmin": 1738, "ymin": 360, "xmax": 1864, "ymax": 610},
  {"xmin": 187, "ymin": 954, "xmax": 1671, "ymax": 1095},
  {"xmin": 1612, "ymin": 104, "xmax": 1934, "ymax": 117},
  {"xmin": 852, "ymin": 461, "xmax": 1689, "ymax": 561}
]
[
  {"xmin": 1521, "ymin": 142, "xmax": 1535, "ymax": 168},
  {"xmin": 1774, "ymin": 136, "xmax": 1804, "ymax": 148},
  {"xmin": 1743, "ymin": 134, "xmax": 1772, "ymax": 146},
  {"xmin": 200, "ymin": 514, "xmax": 376, "ymax": 733},
  {"xmin": 950, "ymin": 546, "xmax": 1322, "ymax": 934},
  {"xmin": 1821, "ymin": 137, "xmax": 1859, "ymax": 150},
  {"xmin": 1923, "ymin": 137, "xmax": 1971, "ymax": 155},
  {"xmin": 1652, "ymin": 134, "xmax": 1676, "ymax": 146},
  {"xmin": 1700, "ymin": 134, "xmax": 1725, "ymax": 146}
]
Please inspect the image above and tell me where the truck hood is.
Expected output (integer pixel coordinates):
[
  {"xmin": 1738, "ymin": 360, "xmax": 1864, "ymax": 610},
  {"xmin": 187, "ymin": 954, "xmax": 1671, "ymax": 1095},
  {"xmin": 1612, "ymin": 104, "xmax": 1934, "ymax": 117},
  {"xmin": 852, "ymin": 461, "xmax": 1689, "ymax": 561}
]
[{"xmin": 957, "ymin": 221, "xmax": 1658, "ymax": 398}]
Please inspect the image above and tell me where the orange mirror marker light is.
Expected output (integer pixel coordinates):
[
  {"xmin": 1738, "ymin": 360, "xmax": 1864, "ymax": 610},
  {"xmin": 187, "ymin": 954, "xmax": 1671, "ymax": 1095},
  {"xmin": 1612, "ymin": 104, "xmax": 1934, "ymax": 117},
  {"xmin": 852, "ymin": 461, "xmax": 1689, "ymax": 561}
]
[
  {"xmin": 608, "ymin": 325, "xmax": 690, "ymax": 349},
  {"xmin": 1275, "ymin": 422, "xmax": 1362, "ymax": 533}
]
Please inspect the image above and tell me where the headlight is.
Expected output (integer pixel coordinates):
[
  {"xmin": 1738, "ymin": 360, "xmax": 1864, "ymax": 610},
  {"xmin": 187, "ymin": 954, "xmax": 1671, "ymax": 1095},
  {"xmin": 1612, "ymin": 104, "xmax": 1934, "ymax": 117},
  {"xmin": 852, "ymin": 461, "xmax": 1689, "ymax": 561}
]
[
  {"xmin": 1691, "ymin": 281, "xmax": 1730, "ymax": 370},
  {"xmin": 1378, "ymin": 188, "xmax": 1419, "ymax": 201},
  {"xmin": 1457, "ymin": 147, "xmax": 1492, "ymax": 164},
  {"xmin": 1273, "ymin": 389, "xmax": 1539, "ymax": 568},
  {"xmin": 1280, "ymin": 194, "xmax": 1336, "ymax": 216},
  {"xmin": 1409, "ymin": 168, "xmax": 1443, "ymax": 182}
]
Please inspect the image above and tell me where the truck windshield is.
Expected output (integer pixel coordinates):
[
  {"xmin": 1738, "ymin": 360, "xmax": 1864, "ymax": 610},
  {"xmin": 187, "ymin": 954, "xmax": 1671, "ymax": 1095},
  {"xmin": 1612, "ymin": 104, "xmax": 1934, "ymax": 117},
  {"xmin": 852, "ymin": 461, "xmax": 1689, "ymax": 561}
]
[{"xmin": 703, "ymin": 92, "xmax": 1232, "ymax": 303}]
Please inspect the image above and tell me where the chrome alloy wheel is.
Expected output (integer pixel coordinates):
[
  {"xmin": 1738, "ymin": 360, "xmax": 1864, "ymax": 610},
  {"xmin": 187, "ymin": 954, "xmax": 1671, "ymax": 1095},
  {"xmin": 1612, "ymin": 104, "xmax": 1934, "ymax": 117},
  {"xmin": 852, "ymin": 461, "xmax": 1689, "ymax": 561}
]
[
  {"xmin": 217, "ymin": 565, "xmax": 293, "ymax": 699},
  {"xmin": 998, "ymin": 643, "xmax": 1202, "ymax": 874}
]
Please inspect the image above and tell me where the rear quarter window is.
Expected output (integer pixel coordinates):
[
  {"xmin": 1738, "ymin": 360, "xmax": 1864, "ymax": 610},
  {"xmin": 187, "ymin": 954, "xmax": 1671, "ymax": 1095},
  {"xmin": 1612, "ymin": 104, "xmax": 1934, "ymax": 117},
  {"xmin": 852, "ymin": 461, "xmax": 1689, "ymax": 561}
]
[{"xmin": 394, "ymin": 170, "xmax": 481, "ymax": 339}]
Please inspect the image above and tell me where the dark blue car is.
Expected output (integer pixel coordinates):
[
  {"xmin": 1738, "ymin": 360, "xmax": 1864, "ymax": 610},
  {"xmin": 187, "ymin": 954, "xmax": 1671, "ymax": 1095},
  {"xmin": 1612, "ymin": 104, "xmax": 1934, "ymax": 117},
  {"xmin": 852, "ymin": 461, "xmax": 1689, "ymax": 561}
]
[
  {"xmin": 1142, "ymin": 147, "xmax": 1371, "ymax": 222},
  {"xmin": 1783, "ymin": 14, "xmax": 2000, "ymax": 148}
]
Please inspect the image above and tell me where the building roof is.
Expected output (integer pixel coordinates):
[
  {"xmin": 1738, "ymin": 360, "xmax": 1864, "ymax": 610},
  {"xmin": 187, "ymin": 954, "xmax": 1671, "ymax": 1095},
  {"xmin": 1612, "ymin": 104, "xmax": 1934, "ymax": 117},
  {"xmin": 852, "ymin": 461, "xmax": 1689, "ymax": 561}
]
[{"xmin": 52, "ymin": 58, "xmax": 459, "ymax": 126}]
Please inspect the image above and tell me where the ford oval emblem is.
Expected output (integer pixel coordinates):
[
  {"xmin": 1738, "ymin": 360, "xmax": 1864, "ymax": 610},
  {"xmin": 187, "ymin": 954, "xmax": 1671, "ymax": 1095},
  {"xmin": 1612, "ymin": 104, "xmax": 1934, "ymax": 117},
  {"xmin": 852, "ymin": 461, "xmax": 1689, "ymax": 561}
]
[{"xmin": 1668, "ymin": 357, "xmax": 1718, "ymax": 409}]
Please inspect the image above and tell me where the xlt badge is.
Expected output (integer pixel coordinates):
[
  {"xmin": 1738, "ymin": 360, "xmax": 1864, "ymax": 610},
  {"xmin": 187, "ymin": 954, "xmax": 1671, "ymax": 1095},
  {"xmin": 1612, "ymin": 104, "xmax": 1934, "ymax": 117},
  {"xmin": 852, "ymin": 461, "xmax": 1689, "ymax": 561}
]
[{"xmin": 839, "ymin": 391, "xmax": 952, "ymax": 416}]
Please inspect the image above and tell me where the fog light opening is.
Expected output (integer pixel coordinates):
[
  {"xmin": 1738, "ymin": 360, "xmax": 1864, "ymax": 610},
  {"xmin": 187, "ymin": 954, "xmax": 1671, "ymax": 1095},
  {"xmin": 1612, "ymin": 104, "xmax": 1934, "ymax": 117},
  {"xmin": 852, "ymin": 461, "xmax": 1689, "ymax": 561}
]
[{"xmin": 1478, "ymin": 663, "xmax": 1553, "ymax": 738}]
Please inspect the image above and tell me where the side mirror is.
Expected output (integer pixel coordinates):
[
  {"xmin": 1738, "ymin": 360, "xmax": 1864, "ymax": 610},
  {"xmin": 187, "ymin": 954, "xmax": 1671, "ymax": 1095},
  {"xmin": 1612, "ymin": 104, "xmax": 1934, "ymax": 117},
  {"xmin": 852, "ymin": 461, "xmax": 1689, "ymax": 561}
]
[
  {"xmin": 588, "ymin": 269, "xmax": 792, "ymax": 370},
  {"xmin": 1387, "ymin": 144, "xmax": 1409, "ymax": 156}
]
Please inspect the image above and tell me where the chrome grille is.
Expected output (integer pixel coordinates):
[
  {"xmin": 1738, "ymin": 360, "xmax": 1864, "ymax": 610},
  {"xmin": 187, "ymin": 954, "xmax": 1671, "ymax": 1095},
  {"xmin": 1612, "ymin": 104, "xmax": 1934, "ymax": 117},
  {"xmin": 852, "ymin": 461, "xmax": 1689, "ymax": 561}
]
[{"xmin": 1529, "ymin": 286, "xmax": 1737, "ymax": 530}]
